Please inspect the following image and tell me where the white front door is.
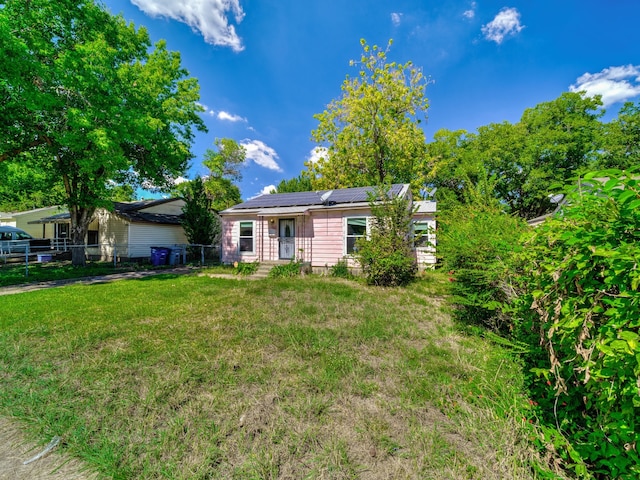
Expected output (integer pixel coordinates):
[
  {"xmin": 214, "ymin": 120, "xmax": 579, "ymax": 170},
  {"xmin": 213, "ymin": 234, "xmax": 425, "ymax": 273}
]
[{"xmin": 279, "ymin": 219, "xmax": 295, "ymax": 260}]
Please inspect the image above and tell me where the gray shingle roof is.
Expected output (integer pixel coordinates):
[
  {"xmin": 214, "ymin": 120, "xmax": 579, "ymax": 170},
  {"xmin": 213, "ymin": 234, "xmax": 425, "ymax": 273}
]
[{"xmin": 29, "ymin": 199, "xmax": 184, "ymax": 225}]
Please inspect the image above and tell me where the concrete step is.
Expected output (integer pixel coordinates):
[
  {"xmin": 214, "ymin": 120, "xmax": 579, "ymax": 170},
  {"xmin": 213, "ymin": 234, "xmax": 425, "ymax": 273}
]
[{"xmin": 251, "ymin": 260, "xmax": 290, "ymax": 278}]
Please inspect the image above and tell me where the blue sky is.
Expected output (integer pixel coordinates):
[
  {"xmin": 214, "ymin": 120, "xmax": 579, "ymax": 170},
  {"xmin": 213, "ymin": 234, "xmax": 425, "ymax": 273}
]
[{"xmin": 101, "ymin": 0, "xmax": 640, "ymax": 199}]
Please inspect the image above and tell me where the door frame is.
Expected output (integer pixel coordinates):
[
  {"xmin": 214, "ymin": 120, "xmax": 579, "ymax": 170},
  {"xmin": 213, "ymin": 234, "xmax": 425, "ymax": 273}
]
[{"xmin": 278, "ymin": 218, "xmax": 295, "ymax": 260}]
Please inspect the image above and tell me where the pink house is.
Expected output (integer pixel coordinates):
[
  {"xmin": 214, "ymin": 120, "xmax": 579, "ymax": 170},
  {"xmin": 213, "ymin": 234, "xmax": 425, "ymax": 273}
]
[{"xmin": 219, "ymin": 184, "xmax": 436, "ymax": 271}]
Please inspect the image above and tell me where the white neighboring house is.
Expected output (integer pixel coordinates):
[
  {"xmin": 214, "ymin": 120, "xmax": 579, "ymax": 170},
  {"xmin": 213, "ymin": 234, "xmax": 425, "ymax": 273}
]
[{"xmin": 30, "ymin": 198, "xmax": 188, "ymax": 261}]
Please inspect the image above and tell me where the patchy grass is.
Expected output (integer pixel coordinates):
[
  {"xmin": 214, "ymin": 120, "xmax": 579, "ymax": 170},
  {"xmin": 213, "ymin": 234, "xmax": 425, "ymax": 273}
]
[
  {"xmin": 0, "ymin": 261, "xmax": 178, "ymax": 287},
  {"xmin": 0, "ymin": 273, "xmax": 549, "ymax": 479}
]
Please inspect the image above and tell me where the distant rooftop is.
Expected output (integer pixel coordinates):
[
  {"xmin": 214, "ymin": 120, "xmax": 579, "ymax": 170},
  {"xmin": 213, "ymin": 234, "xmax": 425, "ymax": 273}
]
[{"xmin": 29, "ymin": 199, "xmax": 184, "ymax": 225}]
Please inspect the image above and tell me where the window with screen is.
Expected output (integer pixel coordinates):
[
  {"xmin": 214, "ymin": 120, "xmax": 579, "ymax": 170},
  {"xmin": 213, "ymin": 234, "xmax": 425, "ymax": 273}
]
[
  {"xmin": 345, "ymin": 217, "xmax": 367, "ymax": 254},
  {"xmin": 239, "ymin": 221, "xmax": 254, "ymax": 253}
]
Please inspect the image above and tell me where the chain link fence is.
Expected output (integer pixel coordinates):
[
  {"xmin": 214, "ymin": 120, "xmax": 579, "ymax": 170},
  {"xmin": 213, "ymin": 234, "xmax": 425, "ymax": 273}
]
[{"xmin": 1, "ymin": 241, "xmax": 221, "ymax": 277}]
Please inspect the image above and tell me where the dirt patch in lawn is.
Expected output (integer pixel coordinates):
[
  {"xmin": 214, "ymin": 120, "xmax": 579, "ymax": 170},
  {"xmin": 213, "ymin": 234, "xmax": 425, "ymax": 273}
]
[{"xmin": 0, "ymin": 417, "xmax": 98, "ymax": 479}]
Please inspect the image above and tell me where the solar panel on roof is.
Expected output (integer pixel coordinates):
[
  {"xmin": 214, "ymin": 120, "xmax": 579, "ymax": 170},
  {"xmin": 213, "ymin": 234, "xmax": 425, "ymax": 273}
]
[
  {"xmin": 327, "ymin": 184, "xmax": 404, "ymax": 204},
  {"xmin": 235, "ymin": 191, "xmax": 327, "ymax": 209},
  {"xmin": 233, "ymin": 184, "xmax": 406, "ymax": 209}
]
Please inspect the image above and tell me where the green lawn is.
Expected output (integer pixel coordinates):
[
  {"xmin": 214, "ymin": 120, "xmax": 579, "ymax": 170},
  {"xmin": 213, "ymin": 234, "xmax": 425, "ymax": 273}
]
[
  {"xmin": 0, "ymin": 273, "xmax": 548, "ymax": 479},
  {"xmin": 0, "ymin": 260, "xmax": 229, "ymax": 288},
  {"xmin": 0, "ymin": 261, "xmax": 148, "ymax": 287}
]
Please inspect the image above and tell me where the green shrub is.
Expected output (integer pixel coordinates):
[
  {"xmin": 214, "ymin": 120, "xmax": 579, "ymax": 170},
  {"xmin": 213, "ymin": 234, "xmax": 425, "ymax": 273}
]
[
  {"xmin": 268, "ymin": 260, "xmax": 302, "ymax": 278},
  {"xmin": 357, "ymin": 246, "xmax": 417, "ymax": 287},
  {"xmin": 437, "ymin": 204, "xmax": 526, "ymax": 331},
  {"xmin": 329, "ymin": 259, "xmax": 352, "ymax": 279},
  {"xmin": 355, "ymin": 186, "xmax": 417, "ymax": 287},
  {"xmin": 511, "ymin": 169, "xmax": 640, "ymax": 478},
  {"xmin": 235, "ymin": 261, "xmax": 259, "ymax": 275}
]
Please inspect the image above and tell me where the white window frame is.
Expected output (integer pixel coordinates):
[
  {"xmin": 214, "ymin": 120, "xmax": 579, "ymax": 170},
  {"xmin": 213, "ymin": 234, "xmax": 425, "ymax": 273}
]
[
  {"xmin": 344, "ymin": 216, "xmax": 368, "ymax": 255},
  {"xmin": 413, "ymin": 220, "xmax": 434, "ymax": 249},
  {"xmin": 238, "ymin": 220, "xmax": 255, "ymax": 254}
]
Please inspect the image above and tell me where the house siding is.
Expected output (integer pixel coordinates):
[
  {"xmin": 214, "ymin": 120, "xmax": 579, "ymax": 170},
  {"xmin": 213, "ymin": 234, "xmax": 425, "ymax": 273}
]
[
  {"xmin": 13, "ymin": 206, "xmax": 65, "ymax": 238},
  {"xmin": 86, "ymin": 210, "xmax": 187, "ymax": 261},
  {"xmin": 309, "ymin": 210, "xmax": 358, "ymax": 268},
  {"xmin": 128, "ymin": 223, "xmax": 187, "ymax": 258},
  {"xmin": 222, "ymin": 216, "xmax": 260, "ymax": 264},
  {"xmin": 414, "ymin": 214, "xmax": 437, "ymax": 268},
  {"xmin": 87, "ymin": 211, "xmax": 129, "ymax": 260},
  {"xmin": 221, "ymin": 208, "xmax": 371, "ymax": 268}
]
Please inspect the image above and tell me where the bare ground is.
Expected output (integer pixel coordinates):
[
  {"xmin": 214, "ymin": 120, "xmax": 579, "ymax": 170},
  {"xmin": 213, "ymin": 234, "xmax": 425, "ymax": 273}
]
[{"xmin": 0, "ymin": 418, "xmax": 98, "ymax": 480}]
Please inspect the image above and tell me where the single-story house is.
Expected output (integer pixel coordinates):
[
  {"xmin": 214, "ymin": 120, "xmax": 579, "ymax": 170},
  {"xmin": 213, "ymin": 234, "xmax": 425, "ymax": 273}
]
[
  {"xmin": 219, "ymin": 184, "xmax": 436, "ymax": 271},
  {"xmin": 30, "ymin": 198, "xmax": 188, "ymax": 261},
  {"xmin": 0, "ymin": 206, "xmax": 67, "ymax": 238}
]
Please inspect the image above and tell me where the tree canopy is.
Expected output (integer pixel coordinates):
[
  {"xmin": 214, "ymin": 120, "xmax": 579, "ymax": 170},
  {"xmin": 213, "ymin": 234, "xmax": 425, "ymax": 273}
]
[
  {"xmin": 426, "ymin": 92, "xmax": 605, "ymax": 218},
  {"xmin": 273, "ymin": 174, "xmax": 313, "ymax": 193},
  {"xmin": 181, "ymin": 176, "xmax": 220, "ymax": 248},
  {"xmin": 201, "ymin": 138, "xmax": 245, "ymax": 211},
  {"xmin": 599, "ymin": 101, "xmax": 640, "ymax": 170},
  {"xmin": 0, "ymin": 159, "xmax": 66, "ymax": 211},
  {"xmin": 307, "ymin": 39, "xmax": 429, "ymax": 192},
  {"xmin": 0, "ymin": 0, "xmax": 206, "ymax": 264}
]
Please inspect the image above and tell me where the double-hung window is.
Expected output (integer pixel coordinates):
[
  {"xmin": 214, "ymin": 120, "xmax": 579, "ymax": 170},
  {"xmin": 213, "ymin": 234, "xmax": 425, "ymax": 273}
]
[
  {"xmin": 413, "ymin": 221, "xmax": 432, "ymax": 248},
  {"xmin": 87, "ymin": 229, "xmax": 99, "ymax": 246},
  {"xmin": 239, "ymin": 221, "xmax": 254, "ymax": 253},
  {"xmin": 345, "ymin": 217, "xmax": 367, "ymax": 254}
]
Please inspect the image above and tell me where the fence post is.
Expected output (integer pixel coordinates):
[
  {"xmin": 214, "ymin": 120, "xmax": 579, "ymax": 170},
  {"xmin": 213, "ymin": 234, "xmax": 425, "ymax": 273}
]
[
  {"xmin": 200, "ymin": 245, "xmax": 204, "ymax": 266},
  {"xmin": 113, "ymin": 245, "xmax": 117, "ymax": 268},
  {"xmin": 25, "ymin": 244, "xmax": 29, "ymax": 278}
]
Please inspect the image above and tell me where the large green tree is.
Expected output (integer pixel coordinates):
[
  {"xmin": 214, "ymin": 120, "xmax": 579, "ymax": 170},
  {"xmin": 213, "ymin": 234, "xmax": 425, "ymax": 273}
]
[
  {"xmin": 0, "ymin": 0, "xmax": 206, "ymax": 265},
  {"xmin": 426, "ymin": 92, "xmax": 604, "ymax": 219},
  {"xmin": 273, "ymin": 174, "xmax": 313, "ymax": 193},
  {"xmin": 308, "ymin": 39, "xmax": 429, "ymax": 191},
  {"xmin": 0, "ymin": 159, "xmax": 66, "ymax": 211},
  {"xmin": 424, "ymin": 128, "xmax": 481, "ymax": 208},
  {"xmin": 181, "ymin": 176, "xmax": 220, "ymax": 248},
  {"xmin": 513, "ymin": 91, "xmax": 603, "ymax": 217},
  {"xmin": 201, "ymin": 138, "xmax": 245, "ymax": 211},
  {"xmin": 599, "ymin": 100, "xmax": 640, "ymax": 169}
]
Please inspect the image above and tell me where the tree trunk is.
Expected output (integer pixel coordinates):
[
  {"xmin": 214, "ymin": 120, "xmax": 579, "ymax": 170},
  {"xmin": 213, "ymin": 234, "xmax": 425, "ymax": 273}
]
[{"xmin": 69, "ymin": 206, "xmax": 94, "ymax": 267}]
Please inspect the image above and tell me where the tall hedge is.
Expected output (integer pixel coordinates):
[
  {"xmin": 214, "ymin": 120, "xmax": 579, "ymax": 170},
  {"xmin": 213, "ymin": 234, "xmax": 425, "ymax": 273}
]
[
  {"xmin": 511, "ymin": 169, "xmax": 640, "ymax": 478},
  {"xmin": 437, "ymin": 204, "xmax": 526, "ymax": 330}
]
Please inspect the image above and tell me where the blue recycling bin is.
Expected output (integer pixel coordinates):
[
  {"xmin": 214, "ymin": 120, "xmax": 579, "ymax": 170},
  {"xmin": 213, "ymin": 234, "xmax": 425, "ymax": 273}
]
[{"xmin": 150, "ymin": 247, "xmax": 170, "ymax": 266}]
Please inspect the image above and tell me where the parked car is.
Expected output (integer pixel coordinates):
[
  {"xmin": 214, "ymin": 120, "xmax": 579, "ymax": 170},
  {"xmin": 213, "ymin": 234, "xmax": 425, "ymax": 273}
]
[{"xmin": 0, "ymin": 226, "xmax": 34, "ymax": 254}]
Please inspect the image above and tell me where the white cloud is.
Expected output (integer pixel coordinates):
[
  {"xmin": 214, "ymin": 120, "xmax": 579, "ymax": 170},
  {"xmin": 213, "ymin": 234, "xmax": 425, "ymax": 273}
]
[
  {"xmin": 570, "ymin": 65, "xmax": 640, "ymax": 107},
  {"xmin": 140, "ymin": 174, "xmax": 189, "ymax": 190},
  {"xmin": 172, "ymin": 176, "xmax": 190, "ymax": 184},
  {"xmin": 240, "ymin": 139, "xmax": 283, "ymax": 172},
  {"xmin": 463, "ymin": 2, "xmax": 476, "ymax": 19},
  {"xmin": 391, "ymin": 12, "xmax": 402, "ymax": 27},
  {"xmin": 481, "ymin": 7, "xmax": 524, "ymax": 44},
  {"xmin": 130, "ymin": 0, "xmax": 245, "ymax": 51},
  {"xmin": 196, "ymin": 102, "xmax": 215, "ymax": 116},
  {"xmin": 258, "ymin": 185, "xmax": 277, "ymax": 196},
  {"xmin": 217, "ymin": 110, "xmax": 247, "ymax": 122},
  {"xmin": 306, "ymin": 146, "xmax": 328, "ymax": 164}
]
